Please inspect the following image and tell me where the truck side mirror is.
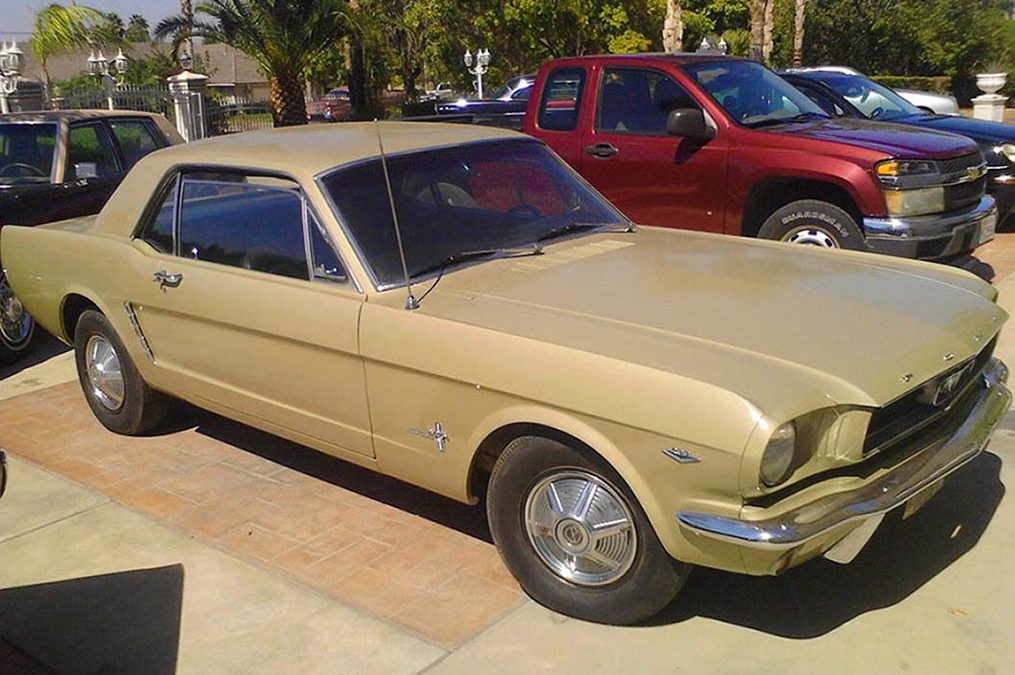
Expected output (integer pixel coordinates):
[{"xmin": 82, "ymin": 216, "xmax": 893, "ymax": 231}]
[{"xmin": 666, "ymin": 109, "xmax": 715, "ymax": 142}]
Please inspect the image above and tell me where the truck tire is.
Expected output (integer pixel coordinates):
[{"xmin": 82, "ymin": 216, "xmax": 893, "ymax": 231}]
[
  {"xmin": 757, "ymin": 199, "xmax": 865, "ymax": 250},
  {"xmin": 487, "ymin": 435, "xmax": 691, "ymax": 625}
]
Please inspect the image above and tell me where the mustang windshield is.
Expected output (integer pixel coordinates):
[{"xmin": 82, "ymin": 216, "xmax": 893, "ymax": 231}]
[
  {"xmin": 322, "ymin": 140, "xmax": 626, "ymax": 289},
  {"xmin": 684, "ymin": 60, "xmax": 829, "ymax": 128},
  {"xmin": 0, "ymin": 123, "xmax": 57, "ymax": 185}
]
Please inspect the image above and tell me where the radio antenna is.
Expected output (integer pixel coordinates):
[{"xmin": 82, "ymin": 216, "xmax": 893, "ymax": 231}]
[{"xmin": 374, "ymin": 119, "xmax": 419, "ymax": 310}]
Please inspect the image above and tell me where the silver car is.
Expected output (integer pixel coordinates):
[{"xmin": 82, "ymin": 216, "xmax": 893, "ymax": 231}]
[{"xmin": 785, "ymin": 66, "xmax": 959, "ymax": 115}]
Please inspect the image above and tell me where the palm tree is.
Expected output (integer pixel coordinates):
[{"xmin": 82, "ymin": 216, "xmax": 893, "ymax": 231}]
[
  {"xmin": 31, "ymin": 3, "xmax": 104, "ymax": 89},
  {"xmin": 662, "ymin": 0, "xmax": 682, "ymax": 54},
  {"xmin": 792, "ymin": 0, "xmax": 807, "ymax": 67},
  {"xmin": 748, "ymin": 0, "xmax": 765, "ymax": 62},
  {"xmin": 155, "ymin": 0, "xmax": 350, "ymax": 127},
  {"xmin": 762, "ymin": 0, "xmax": 774, "ymax": 64}
]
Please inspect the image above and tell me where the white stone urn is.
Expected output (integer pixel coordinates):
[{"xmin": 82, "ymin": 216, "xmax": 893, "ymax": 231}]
[{"xmin": 976, "ymin": 72, "xmax": 1008, "ymax": 95}]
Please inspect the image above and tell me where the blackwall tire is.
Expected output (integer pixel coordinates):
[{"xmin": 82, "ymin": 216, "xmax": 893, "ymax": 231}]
[
  {"xmin": 487, "ymin": 435, "xmax": 691, "ymax": 625},
  {"xmin": 758, "ymin": 199, "xmax": 865, "ymax": 251}
]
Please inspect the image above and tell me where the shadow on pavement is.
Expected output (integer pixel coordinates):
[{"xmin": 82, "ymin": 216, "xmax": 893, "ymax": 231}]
[
  {"xmin": 0, "ymin": 332, "xmax": 70, "ymax": 382},
  {"xmin": 167, "ymin": 402, "xmax": 494, "ymax": 543},
  {"xmin": 650, "ymin": 451, "xmax": 1005, "ymax": 637},
  {"xmin": 948, "ymin": 255, "xmax": 995, "ymax": 282},
  {"xmin": 0, "ymin": 564, "xmax": 184, "ymax": 675}
]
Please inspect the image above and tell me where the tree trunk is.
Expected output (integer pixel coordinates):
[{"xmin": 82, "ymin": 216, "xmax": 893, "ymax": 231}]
[
  {"xmin": 269, "ymin": 70, "xmax": 308, "ymax": 127},
  {"xmin": 762, "ymin": 0, "xmax": 774, "ymax": 64},
  {"xmin": 792, "ymin": 0, "xmax": 807, "ymax": 67},
  {"xmin": 749, "ymin": 0, "xmax": 766, "ymax": 62},
  {"xmin": 662, "ymin": 0, "xmax": 682, "ymax": 54},
  {"xmin": 346, "ymin": 0, "xmax": 369, "ymax": 119}
]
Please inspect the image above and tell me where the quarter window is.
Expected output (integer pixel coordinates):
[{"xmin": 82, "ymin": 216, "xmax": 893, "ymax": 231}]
[
  {"xmin": 538, "ymin": 67, "xmax": 586, "ymax": 132},
  {"xmin": 65, "ymin": 123, "xmax": 120, "ymax": 181},
  {"xmin": 142, "ymin": 176, "xmax": 178, "ymax": 253},
  {"xmin": 308, "ymin": 209, "xmax": 346, "ymax": 281},
  {"xmin": 597, "ymin": 68, "xmax": 698, "ymax": 135}
]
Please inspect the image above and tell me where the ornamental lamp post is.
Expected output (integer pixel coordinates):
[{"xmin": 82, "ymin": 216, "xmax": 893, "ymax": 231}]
[
  {"xmin": 89, "ymin": 49, "xmax": 128, "ymax": 110},
  {"xmin": 0, "ymin": 40, "xmax": 24, "ymax": 115},
  {"xmin": 179, "ymin": 50, "xmax": 193, "ymax": 71},
  {"xmin": 464, "ymin": 47, "xmax": 490, "ymax": 98}
]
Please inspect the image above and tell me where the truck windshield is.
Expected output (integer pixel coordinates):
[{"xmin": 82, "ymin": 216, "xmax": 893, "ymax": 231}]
[
  {"xmin": 321, "ymin": 140, "xmax": 626, "ymax": 289},
  {"xmin": 811, "ymin": 73, "xmax": 924, "ymax": 121},
  {"xmin": 684, "ymin": 60, "xmax": 829, "ymax": 128},
  {"xmin": 0, "ymin": 123, "xmax": 57, "ymax": 185}
]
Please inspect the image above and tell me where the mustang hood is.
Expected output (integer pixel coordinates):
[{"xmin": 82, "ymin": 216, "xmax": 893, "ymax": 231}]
[
  {"xmin": 433, "ymin": 229, "xmax": 1003, "ymax": 409},
  {"xmin": 770, "ymin": 117, "xmax": 978, "ymax": 159}
]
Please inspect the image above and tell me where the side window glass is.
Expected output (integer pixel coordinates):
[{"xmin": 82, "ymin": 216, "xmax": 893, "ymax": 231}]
[
  {"xmin": 178, "ymin": 173, "xmax": 310, "ymax": 280},
  {"xmin": 140, "ymin": 176, "xmax": 177, "ymax": 253},
  {"xmin": 110, "ymin": 121, "xmax": 162, "ymax": 168},
  {"xmin": 538, "ymin": 67, "xmax": 585, "ymax": 132},
  {"xmin": 597, "ymin": 68, "xmax": 697, "ymax": 135},
  {"xmin": 65, "ymin": 123, "xmax": 120, "ymax": 181},
  {"xmin": 308, "ymin": 209, "xmax": 346, "ymax": 281}
]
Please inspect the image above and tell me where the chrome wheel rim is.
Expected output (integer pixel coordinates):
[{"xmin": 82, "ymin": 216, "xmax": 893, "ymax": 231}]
[
  {"xmin": 85, "ymin": 335, "xmax": 125, "ymax": 411},
  {"xmin": 781, "ymin": 226, "xmax": 839, "ymax": 248},
  {"xmin": 0, "ymin": 277, "xmax": 32, "ymax": 347},
  {"xmin": 524, "ymin": 470, "xmax": 638, "ymax": 586}
]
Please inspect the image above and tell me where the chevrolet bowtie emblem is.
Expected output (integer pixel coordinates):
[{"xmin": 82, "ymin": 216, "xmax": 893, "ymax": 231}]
[{"xmin": 967, "ymin": 166, "xmax": 985, "ymax": 180}]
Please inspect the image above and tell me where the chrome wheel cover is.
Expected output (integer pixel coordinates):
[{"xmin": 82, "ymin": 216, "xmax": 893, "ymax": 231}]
[
  {"xmin": 781, "ymin": 226, "xmax": 839, "ymax": 248},
  {"xmin": 85, "ymin": 335, "xmax": 125, "ymax": 411},
  {"xmin": 0, "ymin": 277, "xmax": 32, "ymax": 347},
  {"xmin": 524, "ymin": 470, "xmax": 638, "ymax": 586}
]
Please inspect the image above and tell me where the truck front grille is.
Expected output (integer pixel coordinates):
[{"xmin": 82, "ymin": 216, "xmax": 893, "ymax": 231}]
[
  {"xmin": 944, "ymin": 175, "xmax": 987, "ymax": 210},
  {"xmin": 938, "ymin": 152, "xmax": 985, "ymax": 175}
]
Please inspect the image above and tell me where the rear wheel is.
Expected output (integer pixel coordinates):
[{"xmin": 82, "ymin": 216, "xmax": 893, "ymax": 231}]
[
  {"xmin": 0, "ymin": 274, "xmax": 35, "ymax": 366},
  {"xmin": 758, "ymin": 199, "xmax": 865, "ymax": 251},
  {"xmin": 74, "ymin": 310, "xmax": 167, "ymax": 435},
  {"xmin": 487, "ymin": 436, "xmax": 691, "ymax": 625}
]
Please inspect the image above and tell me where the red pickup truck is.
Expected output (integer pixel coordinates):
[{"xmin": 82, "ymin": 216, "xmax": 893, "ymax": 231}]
[{"xmin": 523, "ymin": 54, "xmax": 996, "ymax": 260}]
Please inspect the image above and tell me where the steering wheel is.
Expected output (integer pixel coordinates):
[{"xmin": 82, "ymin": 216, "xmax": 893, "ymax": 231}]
[
  {"xmin": 869, "ymin": 106, "xmax": 885, "ymax": 119},
  {"xmin": 0, "ymin": 163, "xmax": 46, "ymax": 178}
]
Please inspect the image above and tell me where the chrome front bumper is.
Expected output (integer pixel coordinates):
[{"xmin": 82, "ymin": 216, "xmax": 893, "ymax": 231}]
[
  {"xmin": 677, "ymin": 358, "xmax": 1011, "ymax": 565},
  {"xmin": 863, "ymin": 195, "xmax": 996, "ymax": 260}
]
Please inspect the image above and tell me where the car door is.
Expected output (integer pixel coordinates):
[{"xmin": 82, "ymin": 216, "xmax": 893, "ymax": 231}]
[
  {"xmin": 578, "ymin": 66, "xmax": 728, "ymax": 232},
  {"xmin": 530, "ymin": 66, "xmax": 590, "ymax": 168},
  {"xmin": 52, "ymin": 121, "xmax": 125, "ymax": 221},
  {"xmin": 127, "ymin": 169, "xmax": 374, "ymax": 458}
]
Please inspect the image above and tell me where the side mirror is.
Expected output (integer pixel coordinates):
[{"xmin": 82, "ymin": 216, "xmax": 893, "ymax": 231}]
[
  {"xmin": 666, "ymin": 108, "xmax": 715, "ymax": 142},
  {"xmin": 73, "ymin": 162, "xmax": 98, "ymax": 179}
]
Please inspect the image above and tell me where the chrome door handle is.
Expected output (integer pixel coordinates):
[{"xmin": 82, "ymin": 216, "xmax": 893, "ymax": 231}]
[
  {"xmin": 152, "ymin": 270, "xmax": 183, "ymax": 289},
  {"xmin": 584, "ymin": 143, "xmax": 619, "ymax": 158}
]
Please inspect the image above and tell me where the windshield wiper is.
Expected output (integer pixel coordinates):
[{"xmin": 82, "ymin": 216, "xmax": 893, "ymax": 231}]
[
  {"xmin": 407, "ymin": 244, "xmax": 544, "ymax": 281},
  {"xmin": 747, "ymin": 112, "xmax": 828, "ymax": 129},
  {"xmin": 537, "ymin": 221, "xmax": 636, "ymax": 243}
]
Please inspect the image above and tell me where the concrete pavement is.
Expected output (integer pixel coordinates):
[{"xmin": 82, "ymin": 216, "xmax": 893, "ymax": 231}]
[{"xmin": 2, "ymin": 240, "xmax": 1015, "ymax": 673}]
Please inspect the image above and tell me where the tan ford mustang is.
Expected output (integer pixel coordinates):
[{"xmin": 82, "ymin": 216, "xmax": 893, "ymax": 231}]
[{"xmin": 3, "ymin": 122, "xmax": 1011, "ymax": 624}]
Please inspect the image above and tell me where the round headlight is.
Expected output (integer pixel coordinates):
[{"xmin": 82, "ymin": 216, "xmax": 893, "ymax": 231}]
[{"xmin": 760, "ymin": 422, "xmax": 796, "ymax": 487}]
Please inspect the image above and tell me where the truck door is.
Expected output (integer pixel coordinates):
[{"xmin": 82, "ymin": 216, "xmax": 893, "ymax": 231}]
[
  {"xmin": 529, "ymin": 66, "xmax": 590, "ymax": 168},
  {"xmin": 579, "ymin": 66, "xmax": 727, "ymax": 232}
]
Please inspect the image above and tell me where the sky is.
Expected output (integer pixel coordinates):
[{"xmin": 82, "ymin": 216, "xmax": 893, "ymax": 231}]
[{"xmin": 5, "ymin": 0, "xmax": 183, "ymax": 39}]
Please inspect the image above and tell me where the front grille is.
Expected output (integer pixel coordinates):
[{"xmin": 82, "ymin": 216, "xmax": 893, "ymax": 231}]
[
  {"xmin": 944, "ymin": 175, "xmax": 986, "ymax": 210},
  {"xmin": 938, "ymin": 152, "xmax": 984, "ymax": 175},
  {"xmin": 863, "ymin": 337, "xmax": 996, "ymax": 455}
]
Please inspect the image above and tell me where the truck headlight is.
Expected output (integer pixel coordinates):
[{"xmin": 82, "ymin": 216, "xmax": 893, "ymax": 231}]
[
  {"xmin": 875, "ymin": 159, "xmax": 937, "ymax": 183},
  {"xmin": 760, "ymin": 422, "xmax": 797, "ymax": 487},
  {"xmin": 884, "ymin": 187, "xmax": 945, "ymax": 217}
]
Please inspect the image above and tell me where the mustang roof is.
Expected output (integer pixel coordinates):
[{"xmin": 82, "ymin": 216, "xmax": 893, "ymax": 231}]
[{"xmin": 151, "ymin": 121, "xmax": 526, "ymax": 176}]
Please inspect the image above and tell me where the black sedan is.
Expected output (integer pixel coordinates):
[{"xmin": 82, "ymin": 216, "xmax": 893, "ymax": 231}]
[
  {"xmin": 783, "ymin": 70, "xmax": 1015, "ymax": 229},
  {"xmin": 0, "ymin": 109, "xmax": 182, "ymax": 365}
]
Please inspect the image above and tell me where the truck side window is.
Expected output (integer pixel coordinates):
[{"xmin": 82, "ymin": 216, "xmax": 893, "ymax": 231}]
[
  {"xmin": 597, "ymin": 68, "xmax": 698, "ymax": 136},
  {"xmin": 538, "ymin": 68, "xmax": 586, "ymax": 132}
]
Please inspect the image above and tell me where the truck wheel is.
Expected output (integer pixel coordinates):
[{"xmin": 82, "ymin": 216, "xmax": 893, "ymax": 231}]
[
  {"xmin": 487, "ymin": 435, "xmax": 691, "ymax": 625},
  {"xmin": 74, "ymin": 310, "xmax": 168, "ymax": 435},
  {"xmin": 0, "ymin": 275, "xmax": 35, "ymax": 366},
  {"xmin": 758, "ymin": 199, "xmax": 864, "ymax": 250}
]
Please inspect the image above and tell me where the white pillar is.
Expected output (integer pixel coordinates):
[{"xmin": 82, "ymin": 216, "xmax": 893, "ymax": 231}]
[
  {"xmin": 972, "ymin": 94, "xmax": 1007, "ymax": 122},
  {"xmin": 168, "ymin": 70, "xmax": 210, "ymax": 142}
]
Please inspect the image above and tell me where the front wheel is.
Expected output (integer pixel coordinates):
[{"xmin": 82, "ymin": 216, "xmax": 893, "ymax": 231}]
[
  {"xmin": 757, "ymin": 199, "xmax": 865, "ymax": 251},
  {"xmin": 0, "ymin": 273, "xmax": 35, "ymax": 366},
  {"xmin": 487, "ymin": 436, "xmax": 691, "ymax": 625}
]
